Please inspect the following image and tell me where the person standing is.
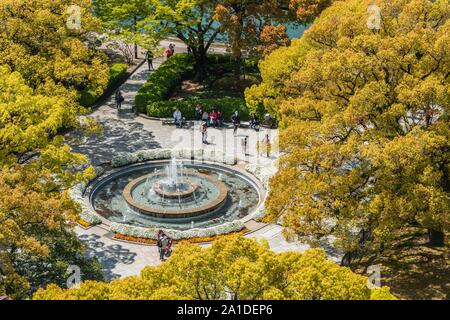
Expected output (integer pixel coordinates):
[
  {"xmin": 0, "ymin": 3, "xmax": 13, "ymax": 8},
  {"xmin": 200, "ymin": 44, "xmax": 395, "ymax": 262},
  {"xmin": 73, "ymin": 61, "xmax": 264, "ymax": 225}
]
[
  {"xmin": 202, "ymin": 110, "xmax": 209, "ymax": 126},
  {"xmin": 217, "ymin": 110, "xmax": 223, "ymax": 127},
  {"xmin": 146, "ymin": 50, "xmax": 154, "ymax": 70},
  {"xmin": 231, "ymin": 111, "xmax": 240, "ymax": 136},
  {"xmin": 157, "ymin": 230, "xmax": 169, "ymax": 261},
  {"xmin": 241, "ymin": 136, "xmax": 249, "ymax": 155},
  {"xmin": 201, "ymin": 122, "xmax": 208, "ymax": 144},
  {"xmin": 195, "ymin": 105, "xmax": 202, "ymax": 123}
]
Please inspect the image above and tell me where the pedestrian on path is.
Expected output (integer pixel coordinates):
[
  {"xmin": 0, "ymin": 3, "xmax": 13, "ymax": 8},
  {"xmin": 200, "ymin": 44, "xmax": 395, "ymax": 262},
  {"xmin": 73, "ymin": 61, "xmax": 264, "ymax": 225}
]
[
  {"xmin": 241, "ymin": 136, "xmax": 249, "ymax": 155},
  {"xmin": 146, "ymin": 51, "xmax": 154, "ymax": 70},
  {"xmin": 115, "ymin": 89, "xmax": 124, "ymax": 111},
  {"xmin": 201, "ymin": 122, "xmax": 208, "ymax": 144}
]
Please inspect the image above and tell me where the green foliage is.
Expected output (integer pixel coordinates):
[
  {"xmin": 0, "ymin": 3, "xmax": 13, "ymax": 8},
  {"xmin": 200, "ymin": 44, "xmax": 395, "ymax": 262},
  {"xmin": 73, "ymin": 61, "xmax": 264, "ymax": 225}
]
[
  {"xmin": 146, "ymin": 98, "xmax": 249, "ymax": 121},
  {"xmin": 33, "ymin": 235, "xmax": 395, "ymax": 300},
  {"xmin": 135, "ymin": 54, "xmax": 194, "ymax": 112},
  {"xmin": 79, "ymin": 63, "xmax": 128, "ymax": 107}
]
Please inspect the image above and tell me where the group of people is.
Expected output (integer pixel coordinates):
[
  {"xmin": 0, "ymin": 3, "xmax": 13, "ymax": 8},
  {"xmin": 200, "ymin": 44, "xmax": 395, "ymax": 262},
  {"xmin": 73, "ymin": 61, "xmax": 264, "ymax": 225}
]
[
  {"xmin": 195, "ymin": 106, "xmax": 242, "ymax": 143},
  {"xmin": 195, "ymin": 106, "xmax": 224, "ymax": 128},
  {"xmin": 156, "ymin": 230, "xmax": 173, "ymax": 261}
]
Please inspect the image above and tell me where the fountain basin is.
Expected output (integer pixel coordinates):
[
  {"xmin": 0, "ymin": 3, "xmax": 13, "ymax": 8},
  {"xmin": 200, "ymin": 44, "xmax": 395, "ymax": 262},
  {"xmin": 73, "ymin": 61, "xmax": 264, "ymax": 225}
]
[
  {"xmin": 90, "ymin": 160, "xmax": 262, "ymax": 231},
  {"xmin": 122, "ymin": 171, "xmax": 228, "ymax": 218}
]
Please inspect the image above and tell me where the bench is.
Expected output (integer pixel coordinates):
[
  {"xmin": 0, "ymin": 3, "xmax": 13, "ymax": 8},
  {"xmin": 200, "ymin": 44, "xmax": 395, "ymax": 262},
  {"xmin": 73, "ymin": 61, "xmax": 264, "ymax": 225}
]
[
  {"xmin": 161, "ymin": 118, "xmax": 174, "ymax": 126},
  {"xmin": 161, "ymin": 118, "xmax": 191, "ymax": 128}
]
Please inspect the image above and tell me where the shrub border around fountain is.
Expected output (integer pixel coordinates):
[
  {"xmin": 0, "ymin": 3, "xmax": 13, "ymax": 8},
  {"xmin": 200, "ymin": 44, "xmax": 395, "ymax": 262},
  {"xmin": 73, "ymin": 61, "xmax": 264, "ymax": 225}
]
[{"xmin": 70, "ymin": 148, "xmax": 274, "ymax": 240}]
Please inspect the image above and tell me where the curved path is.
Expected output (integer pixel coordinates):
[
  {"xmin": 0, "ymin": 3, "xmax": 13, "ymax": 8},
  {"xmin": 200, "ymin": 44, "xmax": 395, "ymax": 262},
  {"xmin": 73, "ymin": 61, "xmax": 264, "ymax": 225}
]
[{"xmin": 67, "ymin": 54, "xmax": 337, "ymax": 281}]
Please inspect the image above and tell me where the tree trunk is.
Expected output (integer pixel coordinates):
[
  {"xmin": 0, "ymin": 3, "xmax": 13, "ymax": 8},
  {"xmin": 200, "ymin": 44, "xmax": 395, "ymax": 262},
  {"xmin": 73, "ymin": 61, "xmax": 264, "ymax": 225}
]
[
  {"xmin": 193, "ymin": 46, "xmax": 208, "ymax": 83},
  {"xmin": 233, "ymin": 54, "xmax": 242, "ymax": 80},
  {"xmin": 428, "ymin": 228, "xmax": 444, "ymax": 247},
  {"xmin": 340, "ymin": 251, "xmax": 354, "ymax": 267}
]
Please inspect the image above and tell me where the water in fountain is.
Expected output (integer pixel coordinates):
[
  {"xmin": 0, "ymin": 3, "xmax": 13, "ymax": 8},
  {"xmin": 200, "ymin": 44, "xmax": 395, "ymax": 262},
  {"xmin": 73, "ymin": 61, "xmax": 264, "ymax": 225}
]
[
  {"xmin": 160, "ymin": 157, "xmax": 189, "ymax": 192},
  {"xmin": 92, "ymin": 161, "xmax": 261, "ymax": 230}
]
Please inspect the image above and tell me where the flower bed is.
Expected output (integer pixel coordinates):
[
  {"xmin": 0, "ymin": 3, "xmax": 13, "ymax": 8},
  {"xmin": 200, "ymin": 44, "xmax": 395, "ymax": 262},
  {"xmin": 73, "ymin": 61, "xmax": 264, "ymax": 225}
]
[
  {"xmin": 114, "ymin": 227, "xmax": 250, "ymax": 245},
  {"xmin": 77, "ymin": 219, "xmax": 93, "ymax": 228},
  {"xmin": 111, "ymin": 148, "xmax": 237, "ymax": 168},
  {"xmin": 110, "ymin": 220, "xmax": 245, "ymax": 240}
]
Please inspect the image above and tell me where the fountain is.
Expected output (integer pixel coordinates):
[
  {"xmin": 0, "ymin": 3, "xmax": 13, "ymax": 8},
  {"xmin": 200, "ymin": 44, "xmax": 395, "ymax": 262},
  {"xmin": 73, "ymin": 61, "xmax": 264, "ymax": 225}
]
[
  {"xmin": 122, "ymin": 157, "xmax": 228, "ymax": 218},
  {"xmin": 91, "ymin": 157, "xmax": 262, "ymax": 231}
]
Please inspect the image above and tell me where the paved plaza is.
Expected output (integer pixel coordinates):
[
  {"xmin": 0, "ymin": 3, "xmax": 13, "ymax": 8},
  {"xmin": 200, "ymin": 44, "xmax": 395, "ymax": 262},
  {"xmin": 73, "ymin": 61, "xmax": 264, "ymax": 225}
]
[{"xmin": 68, "ymin": 55, "xmax": 321, "ymax": 281}]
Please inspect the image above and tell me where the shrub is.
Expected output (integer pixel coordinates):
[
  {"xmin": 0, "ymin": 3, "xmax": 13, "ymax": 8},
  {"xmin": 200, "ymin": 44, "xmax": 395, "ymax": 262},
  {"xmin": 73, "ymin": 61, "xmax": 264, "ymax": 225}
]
[
  {"xmin": 146, "ymin": 98, "xmax": 250, "ymax": 121},
  {"xmin": 135, "ymin": 54, "xmax": 194, "ymax": 112},
  {"xmin": 107, "ymin": 63, "xmax": 128, "ymax": 87},
  {"xmin": 79, "ymin": 63, "xmax": 128, "ymax": 107}
]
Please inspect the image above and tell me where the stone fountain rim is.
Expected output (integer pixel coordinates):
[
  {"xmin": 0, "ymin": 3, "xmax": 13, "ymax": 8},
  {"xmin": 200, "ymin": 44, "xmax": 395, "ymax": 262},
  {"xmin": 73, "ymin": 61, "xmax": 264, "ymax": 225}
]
[{"xmin": 122, "ymin": 170, "xmax": 228, "ymax": 218}]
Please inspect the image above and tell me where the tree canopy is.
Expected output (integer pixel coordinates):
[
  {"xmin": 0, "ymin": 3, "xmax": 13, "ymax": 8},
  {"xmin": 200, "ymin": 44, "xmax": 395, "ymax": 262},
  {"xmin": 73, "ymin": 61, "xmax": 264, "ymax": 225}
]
[
  {"xmin": 246, "ymin": 0, "xmax": 449, "ymax": 264},
  {"xmin": 33, "ymin": 235, "xmax": 395, "ymax": 300},
  {"xmin": 0, "ymin": 0, "xmax": 109, "ymax": 99}
]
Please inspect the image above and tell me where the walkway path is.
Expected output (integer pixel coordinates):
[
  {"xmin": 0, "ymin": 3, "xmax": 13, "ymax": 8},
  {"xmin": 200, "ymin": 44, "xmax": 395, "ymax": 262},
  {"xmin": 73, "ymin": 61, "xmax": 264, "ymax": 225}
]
[{"xmin": 68, "ymin": 53, "xmax": 323, "ymax": 281}]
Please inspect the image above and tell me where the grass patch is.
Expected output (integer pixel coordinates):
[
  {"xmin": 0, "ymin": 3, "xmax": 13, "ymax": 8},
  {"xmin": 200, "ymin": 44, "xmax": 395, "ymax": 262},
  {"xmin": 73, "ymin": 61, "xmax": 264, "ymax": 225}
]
[{"xmin": 354, "ymin": 227, "xmax": 450, "ymax": 300}]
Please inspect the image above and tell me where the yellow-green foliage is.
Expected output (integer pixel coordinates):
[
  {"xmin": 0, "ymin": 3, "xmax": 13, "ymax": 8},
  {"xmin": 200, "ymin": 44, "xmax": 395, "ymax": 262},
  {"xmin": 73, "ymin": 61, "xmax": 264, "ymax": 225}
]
[
  {"xmin": 0, "ymin": 65, "xmax": 78, "ymax": 166},
  {"xmin": 33, "ymin": 235, "xmax": 395, "ymax": 300},
  {"xmin": 251, "ymin": 0, "xmax": 449, "ymax": 255},
  {"xmin": 0, "ymin": 0, "xmax": 109, "ymax": 97}
]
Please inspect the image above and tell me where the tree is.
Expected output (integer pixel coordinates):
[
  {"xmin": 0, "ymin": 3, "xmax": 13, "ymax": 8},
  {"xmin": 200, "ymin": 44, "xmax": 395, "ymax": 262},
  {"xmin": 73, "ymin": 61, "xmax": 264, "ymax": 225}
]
[
  {"xmin": 95, "ymin": 0, "xmax": 155, "ymax": 60},
  {"xmin": 0, "ymin": 0, "xmax": 109, "ymax": 99},
  {"xmin": 257, "ymin": 23, "xmax": 291, "ymax": 57},
  {"xmin": 144, "ymin": 0, "xmax": 222, "ymax": 82},
  {"xmin": 0, "ymin": 66, "xmax": 101, "ymax": 299},
  {"xmin": 213, "ymin": 0, "xmax": 294, "ymax": 79},
  {"xmin": 0, "ymin": 65, "xmax": 79, "ymax": 166},
  {"xmin": 33, "ymin": 235, "xmax": 395, "ymax": 300},
  {"xmin": 0, "ymin": 165, "xmax": 102, "ymax": 300},
  {"xmin": 247, "ymin": 0, "xmax": 449, "ymax": 265}
]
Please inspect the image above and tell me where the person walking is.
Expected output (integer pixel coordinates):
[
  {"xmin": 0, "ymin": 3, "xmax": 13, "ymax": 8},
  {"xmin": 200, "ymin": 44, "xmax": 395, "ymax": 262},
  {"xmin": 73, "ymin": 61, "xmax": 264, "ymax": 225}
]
[
  {"xmin": 165, "ymin": 46, "xmax": 172, "ymax": 60},
  {"xmin": 231, "ymin": 111, "xmax": 240, "ymax": 136},
  {"xmin": 201, "ymin": 122, "xmax": 208, "ymax": 144},
  {"xmin": 146, "ymin": 50, "xmax": 154, "ymax": 70},
  {"xmin": 115, "ymin": 89, "xmax": 124, "ymax": 111}
]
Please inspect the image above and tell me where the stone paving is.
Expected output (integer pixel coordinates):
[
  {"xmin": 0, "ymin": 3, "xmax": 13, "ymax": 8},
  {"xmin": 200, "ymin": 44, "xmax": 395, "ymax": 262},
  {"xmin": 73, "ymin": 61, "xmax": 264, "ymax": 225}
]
[{"xmin": 68, "ymin": 52, "xmax": 321, "ymax": 281}]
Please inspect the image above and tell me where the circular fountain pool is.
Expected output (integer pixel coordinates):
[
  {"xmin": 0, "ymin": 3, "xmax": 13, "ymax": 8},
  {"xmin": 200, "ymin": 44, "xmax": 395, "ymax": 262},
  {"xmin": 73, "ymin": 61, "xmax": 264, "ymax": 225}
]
[{"xmin": 90, "ymin": 159, "xmax": 263, "ymax": 230}]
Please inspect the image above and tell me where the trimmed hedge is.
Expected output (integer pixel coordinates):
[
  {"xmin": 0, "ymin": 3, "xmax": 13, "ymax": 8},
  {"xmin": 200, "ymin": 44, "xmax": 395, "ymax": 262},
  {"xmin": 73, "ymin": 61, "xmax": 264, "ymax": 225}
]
[
  {"xmin": 146, "ymin": 98, "xmax": 250, "ymax": 121},
  {"xmin": 135, "ymin": 54, "xmax": 194, "ymax": 112},
  {"xmin": 79, "ymin": 63, "xmax": 128, "ymax": 107}
]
